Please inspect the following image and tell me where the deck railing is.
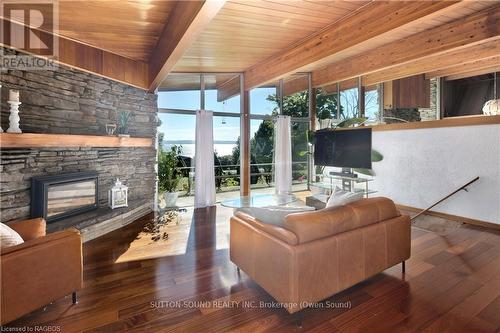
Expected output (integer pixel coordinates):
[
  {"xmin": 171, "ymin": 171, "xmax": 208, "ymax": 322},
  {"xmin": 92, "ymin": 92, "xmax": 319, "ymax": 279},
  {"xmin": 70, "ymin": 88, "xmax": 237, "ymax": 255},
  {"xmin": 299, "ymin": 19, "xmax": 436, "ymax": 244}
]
[{"xmin": 174, "ymin": 161, "xmax": 308, "ymax": 195}]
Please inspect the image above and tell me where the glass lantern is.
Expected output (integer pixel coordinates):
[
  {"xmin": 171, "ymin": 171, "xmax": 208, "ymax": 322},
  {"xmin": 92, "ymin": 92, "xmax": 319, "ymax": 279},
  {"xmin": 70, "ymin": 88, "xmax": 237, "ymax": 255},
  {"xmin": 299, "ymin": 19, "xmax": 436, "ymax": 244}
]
[{"xmin": 108, "ymin": 178, "xmax": 128, "ymax": 209}]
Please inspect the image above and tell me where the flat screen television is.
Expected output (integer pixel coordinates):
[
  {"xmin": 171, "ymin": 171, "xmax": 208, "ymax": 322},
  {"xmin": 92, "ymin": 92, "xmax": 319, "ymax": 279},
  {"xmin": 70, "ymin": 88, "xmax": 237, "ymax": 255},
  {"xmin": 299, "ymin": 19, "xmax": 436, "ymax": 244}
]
[{"xmin": 314, "ymin": 128, "xmax": 372, "ymax": 169}]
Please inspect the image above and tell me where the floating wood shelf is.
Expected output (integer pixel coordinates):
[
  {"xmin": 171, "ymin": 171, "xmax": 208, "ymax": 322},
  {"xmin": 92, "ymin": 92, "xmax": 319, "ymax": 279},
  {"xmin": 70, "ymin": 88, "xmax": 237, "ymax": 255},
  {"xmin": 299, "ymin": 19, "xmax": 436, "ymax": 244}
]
[
  {"xmin": 372, "ymin": 114, "xmax": 500, "ymax": 131},
  {"xmin": 334, "ymin": 115, "xmax": 500, "ymax": 132},
  {"xmin": 0, "ymin": 133, "xmax": 153, "ymax": 148}
]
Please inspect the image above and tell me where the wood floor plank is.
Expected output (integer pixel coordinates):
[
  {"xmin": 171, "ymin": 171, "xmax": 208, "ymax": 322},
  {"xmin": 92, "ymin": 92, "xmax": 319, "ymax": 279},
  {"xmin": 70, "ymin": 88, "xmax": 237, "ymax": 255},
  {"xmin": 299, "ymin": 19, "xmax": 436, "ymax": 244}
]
[
  {"xmin": 478, "ymin": 295, "xmax": 500, "ymax": 328},
  {"xmin": 5, "ymin": 206, "xmax": 500, "ymax": 332}
]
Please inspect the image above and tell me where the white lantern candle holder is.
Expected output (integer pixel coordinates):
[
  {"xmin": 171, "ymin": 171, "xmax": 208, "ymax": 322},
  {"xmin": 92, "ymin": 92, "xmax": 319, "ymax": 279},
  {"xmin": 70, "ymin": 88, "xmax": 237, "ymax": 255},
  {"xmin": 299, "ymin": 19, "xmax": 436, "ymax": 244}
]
[
  {"xmin": 108, "ymin": 178, "xmax": 128, "ymax": 209},
  {"xmin": 7, "ymin": 100, "xmax": 22, "ymax": 133}
]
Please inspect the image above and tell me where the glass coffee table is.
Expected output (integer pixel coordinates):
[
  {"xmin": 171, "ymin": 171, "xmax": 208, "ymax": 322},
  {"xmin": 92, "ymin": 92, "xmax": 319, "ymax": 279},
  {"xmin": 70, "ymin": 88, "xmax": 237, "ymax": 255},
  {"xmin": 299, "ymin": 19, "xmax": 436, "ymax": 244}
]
[{"xmin": 221, "ymin": 193, "xmax": 297, "ymax": 208}]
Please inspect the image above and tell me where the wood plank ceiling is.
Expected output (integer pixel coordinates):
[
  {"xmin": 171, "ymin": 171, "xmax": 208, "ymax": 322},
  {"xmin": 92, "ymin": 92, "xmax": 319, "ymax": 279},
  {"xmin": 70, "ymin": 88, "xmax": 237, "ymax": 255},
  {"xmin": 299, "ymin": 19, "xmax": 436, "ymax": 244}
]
[
  {"xmin": 168, "ymin": 0, "xmax": 500, "ymax": 92},
  {"xmin": 57, "ymin": 1, "xmax": 177, "ymax": 61},
  {"xmin": 2, "ymin": 0, "xmax": 499, "ymax": 91},
  {"xmin": 172, "ymin": 0, "xmax": 370, "ymax": 72}
]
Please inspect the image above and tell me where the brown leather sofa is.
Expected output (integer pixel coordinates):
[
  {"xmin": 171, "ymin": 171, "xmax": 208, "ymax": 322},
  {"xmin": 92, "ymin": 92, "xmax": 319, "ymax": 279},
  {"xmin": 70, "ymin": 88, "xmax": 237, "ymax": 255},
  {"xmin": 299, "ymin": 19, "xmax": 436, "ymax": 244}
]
[
  {"xmin": 230, "ymin": 197, "xmax": 410, "ymax": 313},
  {"xmin": 0, "ymin": 218, "xmax": 83, "ymax": 324}
]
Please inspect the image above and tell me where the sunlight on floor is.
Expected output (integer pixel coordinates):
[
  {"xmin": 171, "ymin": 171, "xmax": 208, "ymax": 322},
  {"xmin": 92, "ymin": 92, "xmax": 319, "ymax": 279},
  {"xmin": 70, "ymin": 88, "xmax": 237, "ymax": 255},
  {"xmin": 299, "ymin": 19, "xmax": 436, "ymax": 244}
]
[
  {"xmin": 115, "ymin": 190, "xmax": 310, "ymax": 264},
  {"xmin": 115, "ymin": 205, "xmax": 234, "ymax": 263}
]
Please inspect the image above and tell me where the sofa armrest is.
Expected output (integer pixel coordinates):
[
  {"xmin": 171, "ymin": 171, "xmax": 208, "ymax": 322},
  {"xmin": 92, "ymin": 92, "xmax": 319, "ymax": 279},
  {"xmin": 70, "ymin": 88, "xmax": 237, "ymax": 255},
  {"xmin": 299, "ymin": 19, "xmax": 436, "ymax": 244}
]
[
  {"xmin": 1, "ymin": 228, "xmax": 83, "ymax": 324},
  {"xmin": 7, "ymin": 218, "xmax": 46, "ymax": 241},
  {"xmin": 1, "ymin": 228, "xmax": 79, "ymax": 255},
  {"xmin": 234, "ymin": 211, "xmax": 298, "ymax": 245}
]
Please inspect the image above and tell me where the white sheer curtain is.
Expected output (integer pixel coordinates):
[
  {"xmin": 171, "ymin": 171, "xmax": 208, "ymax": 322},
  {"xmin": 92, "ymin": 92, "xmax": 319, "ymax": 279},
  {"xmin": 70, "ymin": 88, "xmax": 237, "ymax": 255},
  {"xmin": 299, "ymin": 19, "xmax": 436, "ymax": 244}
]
[
  {"xmin": 274, "ymin": 115, "xmax": 292, "ymax": 194},
  {"xmin": 194, "ymin": 110, "xmax": 216, "ymax": 208}
]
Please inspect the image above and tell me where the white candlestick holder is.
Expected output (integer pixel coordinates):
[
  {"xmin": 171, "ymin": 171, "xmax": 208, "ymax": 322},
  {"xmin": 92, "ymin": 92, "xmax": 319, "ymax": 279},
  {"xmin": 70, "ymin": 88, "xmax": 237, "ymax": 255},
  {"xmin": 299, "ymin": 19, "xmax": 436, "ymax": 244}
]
[{"xmin": 7, "ymin": 101, "xmax": 22, "ymax": 133}]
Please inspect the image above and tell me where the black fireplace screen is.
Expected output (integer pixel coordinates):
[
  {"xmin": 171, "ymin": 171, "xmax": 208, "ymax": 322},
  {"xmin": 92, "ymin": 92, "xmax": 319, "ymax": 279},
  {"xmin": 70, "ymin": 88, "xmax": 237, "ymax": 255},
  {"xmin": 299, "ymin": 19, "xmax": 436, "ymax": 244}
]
[{"xmin": 31, "ymin": 172, "xmax": 98, "ymax": 222}]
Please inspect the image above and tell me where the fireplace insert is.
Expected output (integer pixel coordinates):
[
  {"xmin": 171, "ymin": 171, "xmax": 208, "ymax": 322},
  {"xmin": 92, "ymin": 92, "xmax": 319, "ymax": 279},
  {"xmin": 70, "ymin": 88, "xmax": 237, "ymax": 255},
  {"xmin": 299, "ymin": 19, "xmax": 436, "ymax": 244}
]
[{"xmin": 31, "ymin": 172, "xmax": 99, "ymax": 223}]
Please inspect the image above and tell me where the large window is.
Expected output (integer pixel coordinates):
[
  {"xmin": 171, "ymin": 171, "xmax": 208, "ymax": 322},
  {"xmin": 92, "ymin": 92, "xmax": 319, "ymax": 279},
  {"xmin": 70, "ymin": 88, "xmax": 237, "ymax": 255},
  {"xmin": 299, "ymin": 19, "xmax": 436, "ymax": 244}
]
[
  {"xmin": 158, "ymin": 74, "xmax": 201, "ymax": 110},
  {"xmin": 315, "ymin": 87, "xmax": 339, "ymax": 129},
  {"xmin": 443, "ymin": 72, "xmax": 498, "ymax": 117},
  {"xmin": 249, "ymin": 119, "xmax": 274, "ymax": 192},
  {"xmin": 213, "ymin": 116, "xmax": 241, "ymax": 196},
  {"xmin": 340, "ymin": 87, "xmax": 359, "ymax": 120},
  {"xmin": 159, "ymin": 73, "xmax": 313, "ymax": 204},
  {"xmin": 291, "ymin": 121, "xmax": 309, "ymax": 190},
  {"xmin": 249, "ymin": 76, "xmax": 311, "ymax": 193},
  {"xmin": 250, "ymin": 82, "xmax": 279, "ymax": 115},
  {"xmin": 157, "ymin": 113, "xmax": 196, "ymax": 207},
  {"xmin": 365, "ymin": 86, "xmax": 380, "ymax": 122},
  {"xmin": 158, "ymin": 73, "xmax": 242, "ymax": 205},
  {"xmin": 204, "ymin": 74, "xmax": 240, "ymax": 113},
  {"xmin": 283, "ymin": 74, "xmax": 309, "ymax": 189},
  {"xmin": 283, "ymin": 74, "xmax": 309, "ymax": 118}
]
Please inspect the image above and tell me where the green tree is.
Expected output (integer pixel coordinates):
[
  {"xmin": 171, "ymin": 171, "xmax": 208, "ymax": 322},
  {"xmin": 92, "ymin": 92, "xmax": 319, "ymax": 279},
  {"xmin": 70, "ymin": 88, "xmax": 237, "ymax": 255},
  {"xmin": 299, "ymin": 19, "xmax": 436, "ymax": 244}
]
[
  {"xmin": 316, "ymin": 88, "xmax": 342, "ymax": 120},
  {"xmin": 244, "ymin": 89, "xmax": 343, "ymax": 184},
  {"xmin": 250, "ymin": 119, "xmax": 274, "ymax": 165},
  {"xmin": 266, "ymin": 89, "xmax": 341, "ymax": 119},
  {"xmin": 263, "ymin": 89, "xmax": 341, "ymax": 181},
  {"xmin": 231, "ymin": 137, "xmax": 240, "ymax": 166},
  {"xmin": 157, "ymin": 132, "xmax": 165, "ymax": 148}
]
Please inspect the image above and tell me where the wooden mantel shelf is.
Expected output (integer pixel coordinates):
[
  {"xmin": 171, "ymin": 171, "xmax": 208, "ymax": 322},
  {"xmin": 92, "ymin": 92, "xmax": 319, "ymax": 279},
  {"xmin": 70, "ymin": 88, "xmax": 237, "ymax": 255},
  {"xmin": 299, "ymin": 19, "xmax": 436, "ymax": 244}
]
[{"xmin": 0, "ymin": 133, "xmax": 153, "ymax": 148}]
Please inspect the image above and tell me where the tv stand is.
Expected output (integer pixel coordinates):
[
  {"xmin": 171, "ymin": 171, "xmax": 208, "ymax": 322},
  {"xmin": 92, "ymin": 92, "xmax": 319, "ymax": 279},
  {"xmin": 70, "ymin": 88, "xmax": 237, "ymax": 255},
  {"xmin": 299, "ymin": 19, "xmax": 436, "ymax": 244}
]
[
  {"xmin": 330, "ymin": 168, "xmax": 358, "ymax": 191},
  {"xmin": 329, "ymin": 169, "xmax": 358, "ymax": 178},
  {"xmin": 310, "ymin": 173, "xmax": 375, "ymax": 198},
  {"xmin": 307, "ymin": 173, "xmax": 375, "ymax": 209}
]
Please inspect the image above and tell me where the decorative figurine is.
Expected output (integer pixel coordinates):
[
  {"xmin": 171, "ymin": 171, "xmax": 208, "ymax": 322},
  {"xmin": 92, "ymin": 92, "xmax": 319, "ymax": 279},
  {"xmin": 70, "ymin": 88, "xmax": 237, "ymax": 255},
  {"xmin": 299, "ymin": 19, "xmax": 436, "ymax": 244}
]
[{"xmin": 7, "ymin": 89, "xmax": 22, "ymax": 133}]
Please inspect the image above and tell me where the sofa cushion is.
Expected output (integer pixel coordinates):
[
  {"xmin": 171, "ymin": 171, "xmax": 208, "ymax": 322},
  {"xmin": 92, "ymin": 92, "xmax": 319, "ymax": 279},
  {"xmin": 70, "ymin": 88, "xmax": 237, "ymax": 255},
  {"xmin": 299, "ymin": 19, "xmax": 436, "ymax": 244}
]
[
  {"xmin": 0, "ymin": 222, "xmax": 24, "ymax": 249},
  {"xmin": 283, "ymin": 197, "xmax": 400, "ymax": 244},
  {"xmin": 326, "ymin": 186, "xmax": 363, "ymax": 208},
  {"xmin": 237, "ymin": 206, "xmax": 314, "ymax": 227}
]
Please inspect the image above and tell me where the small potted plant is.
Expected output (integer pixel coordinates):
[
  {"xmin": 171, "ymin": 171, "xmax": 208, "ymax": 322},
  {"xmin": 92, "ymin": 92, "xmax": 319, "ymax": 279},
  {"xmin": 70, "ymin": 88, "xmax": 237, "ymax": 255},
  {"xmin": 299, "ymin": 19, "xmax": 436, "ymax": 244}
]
[
  {"xmin": 158, "ymin": 145, "xmax": 183, "ymax": 207},
  {"xmin": 116, "ymin": 111, "xmax": 131, "ymax": 137}
]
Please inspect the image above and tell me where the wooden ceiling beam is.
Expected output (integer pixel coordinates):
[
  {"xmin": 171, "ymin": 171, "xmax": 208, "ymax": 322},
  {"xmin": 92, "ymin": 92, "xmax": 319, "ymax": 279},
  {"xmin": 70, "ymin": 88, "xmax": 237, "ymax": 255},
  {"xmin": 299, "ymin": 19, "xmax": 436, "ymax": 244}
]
[
  {"xmin": 216, "ymin": 75, "xmax": 240, "ymax": 102},
  {"xmin": 313, "ymin": 3, "xmax": 500, "ymax": 88},
  {"xmin": 362, "ymin": 39, "xmax": 500, "ymax": 86},
  {"xmin": 0, "ymin": 18, "xmax": 149, "ymax": 89},
  {"xmin": 283, "ymin": 75, "xmax": 309, "ymax": 97},
  {"xmin": 322, "ymin": 78, "xmax": 359, "ymax": 94},
  {"xmin": 242, "ymin": 1, "xmax": 459, "ymax": 90},
  {"xmin": 216, "ymin": 74, "xmax": 311, "ymax": 102},
  {"xmin": 148, "ymin": 0, "xmax": 226, "ymax": 92},
  {"xmin": 426, "ymin": 56, "xmax": 500, "ymax": 79},
  {"xmin": 445, "ymin": 65, "xmax": 500, "ymax": 81}
]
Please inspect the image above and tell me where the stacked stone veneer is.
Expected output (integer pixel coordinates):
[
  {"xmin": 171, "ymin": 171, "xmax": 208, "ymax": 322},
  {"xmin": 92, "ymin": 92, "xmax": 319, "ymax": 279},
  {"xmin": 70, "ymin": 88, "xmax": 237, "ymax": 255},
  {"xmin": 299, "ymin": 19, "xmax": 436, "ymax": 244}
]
[
  {"xmin": 1, "ymin": 147, "xmax": 156, "ymax": 223},
  {"xmin": 0, "ymin": 48, "xmax": 158, "ymax": 226}
]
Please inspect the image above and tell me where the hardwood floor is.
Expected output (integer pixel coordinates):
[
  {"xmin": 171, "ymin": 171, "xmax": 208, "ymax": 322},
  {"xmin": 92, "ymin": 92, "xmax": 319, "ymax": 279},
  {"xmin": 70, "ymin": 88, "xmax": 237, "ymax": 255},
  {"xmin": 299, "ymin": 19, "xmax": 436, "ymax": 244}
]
[{"xmin": 6, "ymin": 205, "xmax": 500, "ymax": 333}]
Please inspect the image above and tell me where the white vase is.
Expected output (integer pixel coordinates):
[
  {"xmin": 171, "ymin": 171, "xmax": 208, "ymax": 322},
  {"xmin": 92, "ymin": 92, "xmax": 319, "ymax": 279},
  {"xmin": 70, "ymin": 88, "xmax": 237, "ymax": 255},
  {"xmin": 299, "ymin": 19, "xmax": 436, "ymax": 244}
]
[{"xmin": 164, "ymin": 192, "xmax": 179, "ymax": 208}]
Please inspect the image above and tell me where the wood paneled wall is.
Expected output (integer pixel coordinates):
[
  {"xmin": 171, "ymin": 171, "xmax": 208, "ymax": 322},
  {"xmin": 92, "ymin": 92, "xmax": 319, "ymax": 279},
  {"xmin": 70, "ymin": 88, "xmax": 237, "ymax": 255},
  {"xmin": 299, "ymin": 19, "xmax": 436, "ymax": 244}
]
[{"xmin": 384, "ymin": 75, "xmax": 431, "ymax": 109}]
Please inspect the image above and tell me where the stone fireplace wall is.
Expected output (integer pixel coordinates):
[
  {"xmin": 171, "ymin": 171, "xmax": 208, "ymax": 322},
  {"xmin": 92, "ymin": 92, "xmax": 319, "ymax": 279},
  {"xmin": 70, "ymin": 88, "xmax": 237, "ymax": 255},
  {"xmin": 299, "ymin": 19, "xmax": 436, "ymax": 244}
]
[{"xmin": 0, "ymin": 48, "xmax": 157, "ymax": 227}]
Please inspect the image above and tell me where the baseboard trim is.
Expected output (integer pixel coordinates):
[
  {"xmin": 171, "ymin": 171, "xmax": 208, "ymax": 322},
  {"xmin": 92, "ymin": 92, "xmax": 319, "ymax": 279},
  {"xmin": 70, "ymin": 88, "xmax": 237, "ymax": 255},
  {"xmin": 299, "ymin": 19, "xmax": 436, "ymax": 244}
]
[{"xmin": 396, "ymin": 204, "xmax": 500, "ymax": 231}]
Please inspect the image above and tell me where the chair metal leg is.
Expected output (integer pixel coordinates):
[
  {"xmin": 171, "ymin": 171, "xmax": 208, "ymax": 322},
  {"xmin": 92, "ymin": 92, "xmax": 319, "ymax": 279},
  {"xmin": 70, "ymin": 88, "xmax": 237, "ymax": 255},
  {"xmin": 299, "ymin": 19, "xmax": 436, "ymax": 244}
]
[
  {"xmin": 72, "ymin": 292, "xmax": 78, "ymax": 304},
  {"xmin": 402, "ymin": 261, "xmax": 406, "ymax": 274}
]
